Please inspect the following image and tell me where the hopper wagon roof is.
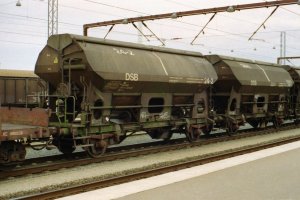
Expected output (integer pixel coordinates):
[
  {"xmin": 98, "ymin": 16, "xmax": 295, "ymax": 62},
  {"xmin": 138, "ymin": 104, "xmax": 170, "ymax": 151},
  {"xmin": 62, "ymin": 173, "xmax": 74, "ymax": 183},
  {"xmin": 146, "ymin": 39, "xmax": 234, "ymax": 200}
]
[
  {"xmin": 47, "ymin": 34, "xmax": 218, "ymax": 86},
  {"xmin": 206, "ymin": 55, "xmax": 293, "ymax": 88},
  {"xmin": 295, "ymin": 69, "xmax": 300, "ymax": 77},
  {"xmin": 281, "ymin": 65, "xmax": 300, "ymax": 82}
]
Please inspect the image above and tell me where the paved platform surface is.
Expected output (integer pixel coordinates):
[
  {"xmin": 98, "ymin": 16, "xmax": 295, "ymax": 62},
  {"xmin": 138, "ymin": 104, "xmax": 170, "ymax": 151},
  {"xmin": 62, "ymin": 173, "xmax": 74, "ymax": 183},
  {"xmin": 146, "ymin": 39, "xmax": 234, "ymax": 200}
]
[{"xmin": 59, "ymin": 141, "xmax": 300, "ymax": 200}]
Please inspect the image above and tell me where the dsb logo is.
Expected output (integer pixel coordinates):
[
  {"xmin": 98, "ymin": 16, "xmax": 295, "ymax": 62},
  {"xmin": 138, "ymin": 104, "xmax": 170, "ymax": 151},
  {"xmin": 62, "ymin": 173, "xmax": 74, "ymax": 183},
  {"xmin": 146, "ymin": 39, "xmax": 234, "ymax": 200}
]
[{"xmin": 125, "ymin": 73, "xmax": 139, "ymax": 81}]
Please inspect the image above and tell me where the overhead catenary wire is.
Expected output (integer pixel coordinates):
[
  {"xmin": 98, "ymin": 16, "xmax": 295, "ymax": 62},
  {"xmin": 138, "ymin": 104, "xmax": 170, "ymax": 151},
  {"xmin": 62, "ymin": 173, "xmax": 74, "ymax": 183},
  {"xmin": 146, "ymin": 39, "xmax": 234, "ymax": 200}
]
[
  {"xmin": 2, "ymin": 9, "xmax": 300, "ymax": 41},
  {"xmin": 1, "ymin": 12, "xmax": 299, "ymax": 54},
  {"xmin": 5, "ymin": 0, "xmax": 300, "ymax": 38},
  {"xmin": 141, "ymin": 21, "xmax": 165, "ymax": 46},
  {"xmin": 52, "ymin": 0, "xmax": 300, "ymax": 46},
  {"xmin": 2, "ymin": 2, "xmax": 300, "ymax": 46},
  {"xmin": 83, "ymin": 0, "xmax": 300, "ymax": 34},
  {"xmin": 280, "ymin": 6, "xmax": 300, "ymax": 16},
  {"xmin": 0, "ymin": 39, "xmax": 43, "ymax": 46},
  {"xmin": 0, "ymin": 0, "xmax": 15, "ymax": 7},
  {"xmin": 190, "ymin": 12, "xmax": 217, "ymax": 45},
  {"xmin": 0, "ymin": 0, "xmax": 299, "ymax": 65},
  {"xmin": 248, "ymin": 6, "xmax": 280, "ymax": 41},
  {"xmin": 79, "ymin": 0, "xmax": 300, "ymax": 58}
]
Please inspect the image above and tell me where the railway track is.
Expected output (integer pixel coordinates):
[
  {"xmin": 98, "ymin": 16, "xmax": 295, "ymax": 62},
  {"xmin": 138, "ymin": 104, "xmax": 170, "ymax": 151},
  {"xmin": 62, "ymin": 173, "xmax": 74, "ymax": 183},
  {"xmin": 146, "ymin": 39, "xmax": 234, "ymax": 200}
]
[
  {"xmin": 0, "ymin": 124, "xmax": 297, "ymax": 180},
  {"xmin": 0, "ymin": 139, "xmax": 185, "ymax": 179},
  {"xmin": 1, "ymin": 130, "xmax": 237, "ymax": 179},
  {"xmin": 14, "ymin": 130, "xmax": 300, "ymax": 200}
]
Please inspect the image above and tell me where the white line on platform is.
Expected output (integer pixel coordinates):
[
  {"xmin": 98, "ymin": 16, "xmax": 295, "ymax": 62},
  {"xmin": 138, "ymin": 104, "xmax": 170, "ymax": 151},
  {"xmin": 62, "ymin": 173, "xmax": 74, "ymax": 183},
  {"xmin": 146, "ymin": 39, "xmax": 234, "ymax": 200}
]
[{"xmin": 58, "ymin": 140, "xmax": 300, "ymax": 200}]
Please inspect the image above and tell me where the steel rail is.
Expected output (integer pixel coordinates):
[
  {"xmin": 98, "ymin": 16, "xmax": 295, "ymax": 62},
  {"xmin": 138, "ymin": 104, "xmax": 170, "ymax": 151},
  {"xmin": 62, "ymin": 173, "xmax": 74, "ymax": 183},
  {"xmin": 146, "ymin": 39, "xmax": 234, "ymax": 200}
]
[
  {"xmin": 0, "ymin": 139, "xmax": 185, "ymax": 179},
  {"xmin": 15, "ymin": 134, "xmax": 300, "ymax": 200},
  {"xmin": 0, "ymin": 124, "xmax": 297, "ymax": 180}
]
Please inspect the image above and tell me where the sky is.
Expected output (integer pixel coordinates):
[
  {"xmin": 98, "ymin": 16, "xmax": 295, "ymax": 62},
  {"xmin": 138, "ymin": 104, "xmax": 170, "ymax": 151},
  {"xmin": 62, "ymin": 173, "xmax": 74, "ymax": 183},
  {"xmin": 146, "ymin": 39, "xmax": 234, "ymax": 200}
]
[{"xmin": 0, "ymin": 0, "xmax": 300, "ymax": 70}]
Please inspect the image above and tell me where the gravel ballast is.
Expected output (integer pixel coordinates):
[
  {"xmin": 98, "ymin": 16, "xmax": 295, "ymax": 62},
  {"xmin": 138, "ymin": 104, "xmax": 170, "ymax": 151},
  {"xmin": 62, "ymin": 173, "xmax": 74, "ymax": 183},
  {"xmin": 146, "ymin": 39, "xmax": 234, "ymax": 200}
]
[{"xmin": 1, "ymin": 128, "xmax": 300, "ymax": 199}]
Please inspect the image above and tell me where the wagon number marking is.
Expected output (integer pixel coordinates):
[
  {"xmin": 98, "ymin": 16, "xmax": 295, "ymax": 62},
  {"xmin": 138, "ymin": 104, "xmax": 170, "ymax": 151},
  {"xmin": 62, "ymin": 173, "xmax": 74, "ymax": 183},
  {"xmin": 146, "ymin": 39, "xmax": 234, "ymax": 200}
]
[
  {"xmin": 113, "ymin": 48, "xmax": 135, "ymax": 56},
  {"xmin": 125, "ymin": 73, "xmax": 139, "ymax": 81},
  {"xmin": 204, "ymin": 77, "xmax": 214, "ymax": 84}
]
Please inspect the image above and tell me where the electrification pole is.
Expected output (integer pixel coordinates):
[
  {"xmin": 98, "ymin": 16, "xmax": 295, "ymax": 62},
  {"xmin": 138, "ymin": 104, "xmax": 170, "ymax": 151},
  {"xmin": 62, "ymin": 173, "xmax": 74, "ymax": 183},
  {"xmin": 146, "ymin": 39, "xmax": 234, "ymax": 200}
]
[
  {"xmin": 280, "ymin": 31, "xmax": 286, "ymax": 64},
  {"xmin": 16, "ymin": 0, "xmax": 58, "ymax": 37},
  {"xmin": 48, "ymin": 0, "xmax": 58, "ymax": 37}
]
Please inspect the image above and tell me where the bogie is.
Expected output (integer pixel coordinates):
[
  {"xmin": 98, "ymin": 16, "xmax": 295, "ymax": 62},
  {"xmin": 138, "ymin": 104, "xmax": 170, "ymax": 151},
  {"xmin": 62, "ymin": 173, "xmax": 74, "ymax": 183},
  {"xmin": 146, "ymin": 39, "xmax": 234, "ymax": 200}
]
[{"xmin": 0, "ymin": 141, "xmax": 26, "ymax": 164}]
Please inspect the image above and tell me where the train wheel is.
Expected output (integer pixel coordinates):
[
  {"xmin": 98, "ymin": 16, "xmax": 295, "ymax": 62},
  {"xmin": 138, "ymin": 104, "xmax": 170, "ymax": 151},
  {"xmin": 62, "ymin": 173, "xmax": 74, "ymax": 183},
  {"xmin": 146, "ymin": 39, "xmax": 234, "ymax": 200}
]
[
  {"xmin": 148, "ymin": 128, "xmax": 172, "ymax": 140},
  {"xmin": 0, "ymin": 141, "xmax": 26, "ymax": 164},
  {"xmin": 163, "ymin": 132, "xmax": 173, "ymax": 141},
  {"xmin": 227, "ymin": 122, "xmax": 238, "ymax": 136},
  {"xmin": 53, "ymin": 135, "xmax": 76, "ymax": 155},
  {"xmin": 202, "ymin": 124, "xmax": 213, "ymax": 136},
  {"xmin": 248, "ymin": 120, "xmax": 259, "ymax": 129},
  {"xmin": 186, "ymin": 127, "xmax": 200, "ymax": 142},
  {"xmin": 58, "ymin": 144, "xmax": 75, "ymax": 155},
  {"xmin": 272, "ymin": 117, "xmax": 282, "ymax": 129},
  {"xmin": 86, "ymin": 139, "xmax": 108, "ymax": 158}
]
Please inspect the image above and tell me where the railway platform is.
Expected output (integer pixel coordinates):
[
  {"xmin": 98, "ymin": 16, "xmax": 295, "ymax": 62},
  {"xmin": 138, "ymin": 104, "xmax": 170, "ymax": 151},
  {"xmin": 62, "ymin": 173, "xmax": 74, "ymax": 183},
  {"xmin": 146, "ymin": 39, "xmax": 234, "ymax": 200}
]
[{"xmin": 59, "ymin": 140, "xmax": 300, "ymax": 200}]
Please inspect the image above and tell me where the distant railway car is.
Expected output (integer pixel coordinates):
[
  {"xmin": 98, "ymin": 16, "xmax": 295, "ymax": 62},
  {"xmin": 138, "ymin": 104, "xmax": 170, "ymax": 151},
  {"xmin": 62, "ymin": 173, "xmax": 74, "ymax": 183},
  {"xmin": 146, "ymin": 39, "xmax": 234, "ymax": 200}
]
[
  {"xmin": 279, "ymin": 65, "xmax": 300, "ymax": 122},
  {"xmin": 0, "ymin": 69, "xmax": 46, "ymax": 107},
  {"xmin": 206, "ymin": 55, "xmax": 293, "ymax": 130},
  {"xmin": 0, "ymin": 70, "xmax": 48, "ymax": 164}
]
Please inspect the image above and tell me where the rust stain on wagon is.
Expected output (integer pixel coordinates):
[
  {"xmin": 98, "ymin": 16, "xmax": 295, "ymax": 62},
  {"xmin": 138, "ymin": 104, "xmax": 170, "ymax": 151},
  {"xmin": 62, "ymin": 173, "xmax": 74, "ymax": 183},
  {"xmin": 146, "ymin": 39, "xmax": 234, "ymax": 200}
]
[{"xmin": 0, "ymin": 107, "xmax": 50, "ymax": 127}]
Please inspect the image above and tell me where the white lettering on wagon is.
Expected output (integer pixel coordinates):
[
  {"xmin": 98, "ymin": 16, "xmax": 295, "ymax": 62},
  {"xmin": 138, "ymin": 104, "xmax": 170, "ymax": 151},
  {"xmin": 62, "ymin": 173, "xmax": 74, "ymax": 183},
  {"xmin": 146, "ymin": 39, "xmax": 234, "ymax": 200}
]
[
  {"xmin": 203, "ymin": 77, "xmax": 214, "ymax": 84},
  {"xmin": 239, "ymin": 63, "xmax": 252, "ymax": 69},
  {"xmin": 140, "ymin": 112, "xmax": 148, "ymax": 119},
  {"xmin": 2, "ymin": 132, "xmax": 8, "ymax": 137},
  {"xmin": 113, "ymin": 48, "xmax": 135, "ymax": 56},
  {"xmin": 125, "ymin": 73, "xmax": 139, "ymax": 81},
  {"xmin": 9, "ymin": 131, "xmax": 23, "ymax": 136},
  {"xmin": 159, "ymin": 112, "xmax": 169, "ymax": 120}
]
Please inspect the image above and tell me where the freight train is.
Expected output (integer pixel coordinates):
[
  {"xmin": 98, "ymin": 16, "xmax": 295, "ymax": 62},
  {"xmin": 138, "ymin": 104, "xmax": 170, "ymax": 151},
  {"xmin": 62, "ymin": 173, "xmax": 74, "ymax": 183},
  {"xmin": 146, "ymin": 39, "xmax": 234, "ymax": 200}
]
[{"xmin": 1, "ymin": 33, "xmax": 299, "ymax": 164}]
